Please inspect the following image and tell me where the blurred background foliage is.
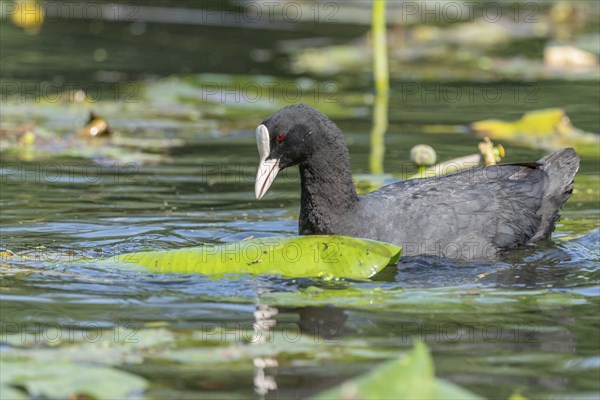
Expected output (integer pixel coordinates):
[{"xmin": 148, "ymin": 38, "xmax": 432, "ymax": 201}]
[{"xmin": 1, "ymin": 0, "xmax": 598, "ymax": 161}]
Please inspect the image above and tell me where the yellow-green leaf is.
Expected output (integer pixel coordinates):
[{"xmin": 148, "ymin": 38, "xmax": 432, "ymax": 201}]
[
  {"xmin": 107, "ymin": 235, "xmax": 401, "ymax": 280},
  {"xmin": 312, "ymin": 342, "xmax": 483, "ymax": 400}
]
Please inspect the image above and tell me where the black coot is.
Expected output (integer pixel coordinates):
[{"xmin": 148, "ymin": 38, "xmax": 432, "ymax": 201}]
[{"xmin": 254, "ymin": 104, "xmax": 580, "ymax": 260}]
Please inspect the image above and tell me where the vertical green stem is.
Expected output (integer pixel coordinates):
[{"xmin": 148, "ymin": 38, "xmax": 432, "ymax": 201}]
[{"xmin": 369, "ymin": 0, "xmax": 389, "ymax": 175}]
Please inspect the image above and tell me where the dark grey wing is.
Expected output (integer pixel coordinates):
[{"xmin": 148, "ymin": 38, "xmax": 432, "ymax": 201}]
[{"xmin": 359, "ymin": 165, "xmax": 547, "ymax": 258}]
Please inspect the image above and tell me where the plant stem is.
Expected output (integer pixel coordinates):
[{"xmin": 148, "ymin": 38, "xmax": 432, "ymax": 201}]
[{"xmin": 369, "ymin": 0, "xmax": 389, "ymax": 175}]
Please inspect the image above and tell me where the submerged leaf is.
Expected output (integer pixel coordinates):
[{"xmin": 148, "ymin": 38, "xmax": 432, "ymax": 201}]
[
  {"xmin": 105, "ymin": 236, "xmax": 401, "ymax": 279},
  {"xmin": 0, "ymin": 360, "xmax": 147, "ymax": 400},
  {"xmin": 0, "ymin": 386, "xmax": 27, "ymax": 400}
]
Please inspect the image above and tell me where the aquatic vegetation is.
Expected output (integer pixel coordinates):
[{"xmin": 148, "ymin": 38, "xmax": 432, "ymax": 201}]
[
  {"xmin": 100, "ymin": 235, "xmax": 401, "ymax": 279},
  {"xmin": 312, "ymin": 342, "xmax": 482, "ymax": 399},
  {"xmin": 471, "ymin": 108, "xmax": 600, "ymax": 155}
]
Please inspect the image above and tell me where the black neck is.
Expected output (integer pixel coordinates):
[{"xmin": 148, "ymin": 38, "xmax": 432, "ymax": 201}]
[{"xmin": 298, "ymin": 144, "xmax": 358, "ymax": 234}]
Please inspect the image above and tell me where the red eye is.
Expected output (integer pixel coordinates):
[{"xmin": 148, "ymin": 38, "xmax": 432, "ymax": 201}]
[{"xmin": 276, "ymin": 133, "xmax": 285, "ymax": 143}]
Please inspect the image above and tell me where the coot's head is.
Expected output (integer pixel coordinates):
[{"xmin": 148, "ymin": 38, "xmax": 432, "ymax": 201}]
[{"xmin": 254, "ymin": 103, "xmax": 343, "ymax": 199}]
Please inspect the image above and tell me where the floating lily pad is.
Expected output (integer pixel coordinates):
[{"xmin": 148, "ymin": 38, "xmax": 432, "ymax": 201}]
[
  {"xmin": 471, "ymin": 108, "xmax": 599, "ymax": 155},
  {"xmin": 261, "ymin": 285, "xmax": 592, "ymax": 313},
  {"xmin": 312, "ymin": 341, "xmax": 482, "ymax": 399},
  {"xmin": 0, "ymin": 360, "xmax": 147, "ymax": 400},
  {"xmin": 104, "ymin": 236, "xmax": 401, "ymax": 280}
]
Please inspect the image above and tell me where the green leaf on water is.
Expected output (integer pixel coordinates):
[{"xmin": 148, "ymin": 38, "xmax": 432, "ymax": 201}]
[
  {"xmin": 0, "ymin": 360, "xmax": 147, "ymax": 400},
  {"xmin": 0, "ymin": 385, "xmax": 27, "ymax": 400},
  {"xmin": 105, "ymin": 235, "xmax": 401, "ymax": 280},
  {"xmin": 311, "ymin": 341, "xmax": 483, "ymax": 400}
]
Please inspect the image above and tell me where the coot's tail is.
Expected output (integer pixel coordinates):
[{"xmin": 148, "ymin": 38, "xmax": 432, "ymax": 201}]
[{"xmin": 529, "ymin": 148, "xmax": 580, "ymax": 242}]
